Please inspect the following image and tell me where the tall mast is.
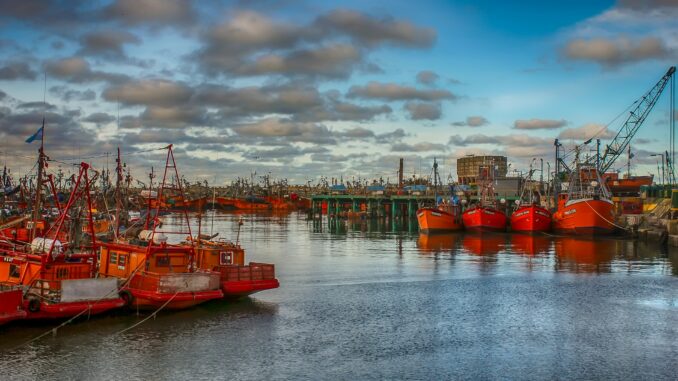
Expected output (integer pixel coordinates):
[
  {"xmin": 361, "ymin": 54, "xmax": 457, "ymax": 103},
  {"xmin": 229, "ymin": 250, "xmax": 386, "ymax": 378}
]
[
  {"xmin": 114, "ymin": 146, "xmax": 123, "ymax": 238},
  {"xmin": 31, "ymin": 118, "xmax": 45, "ymax": 241}
]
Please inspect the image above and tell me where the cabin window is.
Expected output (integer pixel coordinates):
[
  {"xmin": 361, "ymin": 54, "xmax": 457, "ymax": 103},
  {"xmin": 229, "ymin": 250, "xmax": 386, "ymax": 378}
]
[
  {"xmin": 118, "ymin": 255, "xmax": 127, "ymax": 267},
  {"xmin": 156, "ymin": 256, "xmax": 170, "ymax": 267},
  {"xmin": 110, "ymin": 252, "xmax": 118, "ymax": 265},
  {"xmin": 219, "ymin": 251, "xmax": 233, "ymax": 265},
  {"xmin": 9, "ymin": 264, "xmax": 20, "ymax": 278}
]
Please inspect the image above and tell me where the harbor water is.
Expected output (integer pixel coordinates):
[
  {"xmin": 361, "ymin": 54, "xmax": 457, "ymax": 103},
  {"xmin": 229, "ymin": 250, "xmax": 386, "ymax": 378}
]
[{"xmin": 2, "ymin": 212, "xmax": 678, "ymax": 380}]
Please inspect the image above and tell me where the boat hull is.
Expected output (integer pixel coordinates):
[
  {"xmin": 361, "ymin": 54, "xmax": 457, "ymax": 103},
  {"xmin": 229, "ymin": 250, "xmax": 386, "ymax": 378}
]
[
  {"xmin": 416, "ymin": 208, "xmax": 463, "ymax": 233},
  {"xmin": 462, "ymin": 207, "xmax": 507, "ymax": 232},
  {"xmin": 0, "ymin": 288, "xmax": 27, "ymax": 326},
  {"xmin": 125, "ymin": 289, "xmax": 224, "ymax": 310},
  {"xmin": 552, "ymin": 199, "xmax": 615, "ymax": 236},
  {"xmin": 510, "ymin": 205, "xmax": 552, "ymax": 233},
  {"xmin": 24, "ymin": 298, "xmax": 125, "ymax": 320},
  {"xmin": 221, "ymin": 279, "xmax": 280, "ymax": 299}
]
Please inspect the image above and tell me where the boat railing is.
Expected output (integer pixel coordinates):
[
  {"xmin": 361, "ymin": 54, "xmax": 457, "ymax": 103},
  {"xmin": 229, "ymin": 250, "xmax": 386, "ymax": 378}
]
[{"xmin": 219, "ymin": 262, "xmax": 276, "ymax": 282}]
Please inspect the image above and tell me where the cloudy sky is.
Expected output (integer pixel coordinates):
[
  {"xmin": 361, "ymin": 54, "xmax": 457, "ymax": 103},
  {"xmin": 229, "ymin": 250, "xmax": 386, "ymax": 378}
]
[{"xmin": 0, "ymin": 0, "xmax": 676, "ymax": 185}]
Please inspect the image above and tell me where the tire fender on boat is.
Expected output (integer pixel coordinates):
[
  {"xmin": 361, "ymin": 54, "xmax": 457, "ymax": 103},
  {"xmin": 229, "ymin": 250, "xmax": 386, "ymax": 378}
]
[
  {"xmin": 27, "ymin": 298, "xmax": 41, "ymax": 313},
  {"xmin": 119, "ymin": 290, "xmax": 134, "ymax": 307}
]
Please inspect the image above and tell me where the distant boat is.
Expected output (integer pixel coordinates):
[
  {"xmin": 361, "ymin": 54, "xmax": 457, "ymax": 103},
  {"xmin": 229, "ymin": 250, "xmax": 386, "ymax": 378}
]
[{"xmin": 416, "ymin": 158, "xmax": 463, "ymax": 233}]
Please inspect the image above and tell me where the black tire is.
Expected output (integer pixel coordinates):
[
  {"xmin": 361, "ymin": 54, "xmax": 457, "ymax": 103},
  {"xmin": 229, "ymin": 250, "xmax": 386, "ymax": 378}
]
[
  {"xmin": 28, "ymin": 298, "xmax": 41, "ymax": 313},
  {"xmin": 119, "ymin": 290, "xmax": 134, "ymax": 307}
]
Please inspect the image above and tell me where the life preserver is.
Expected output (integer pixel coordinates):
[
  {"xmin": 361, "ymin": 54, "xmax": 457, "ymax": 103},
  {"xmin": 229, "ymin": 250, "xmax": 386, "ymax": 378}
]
[
  {"xmin": 28, "ymin": 298, "xmax": 41, "ymax": 313},
  {"xmin": 119, "ymin": 290, "xmax": 134, "ymax": 307}
]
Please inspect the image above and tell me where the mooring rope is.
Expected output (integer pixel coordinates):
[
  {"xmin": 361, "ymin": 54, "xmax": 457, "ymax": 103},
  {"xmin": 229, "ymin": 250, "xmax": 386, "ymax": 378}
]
[{"xmin": 112, "ymin": 291, "xmax": 180, "ymax": 336}]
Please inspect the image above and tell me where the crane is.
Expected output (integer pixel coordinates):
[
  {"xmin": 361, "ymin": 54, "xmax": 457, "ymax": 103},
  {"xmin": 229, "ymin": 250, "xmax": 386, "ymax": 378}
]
[{"xmin": 593, "ymin": 66, "xmax": 675, "ymax": 173}]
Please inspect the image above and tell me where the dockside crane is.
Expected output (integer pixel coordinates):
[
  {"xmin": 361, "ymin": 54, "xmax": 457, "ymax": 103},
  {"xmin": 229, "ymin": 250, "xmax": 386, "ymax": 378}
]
[
  {"xmin": 554, "ymin": 66, "xmax": 676, "ymax": 203},
  {"xmin": 593, "ymin": 66, "xmax": 675, "ymax": 174}
]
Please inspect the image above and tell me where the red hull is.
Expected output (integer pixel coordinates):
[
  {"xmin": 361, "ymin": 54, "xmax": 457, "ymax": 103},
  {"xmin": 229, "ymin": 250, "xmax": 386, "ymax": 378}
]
[
  {"xmin": 416, "ymin": 208, "xmax": 463, "ymax": 233},
  {"xmin": 552, "ymin": 199, "xmax": 615, "ymax": 236},
  {"xmin": 221, "ymin": 279, "xmax": 280, "ymax": 299},
  {"xmin": 0, "ymin": 288, "xmax": 27, "ymax": 326},
  {"xmin": 462, "ymin": 207, "xmax": 507, "ymax": 232},
  {"xmin": 126, "ymin": 288, "xmax": 224, "ymax": 311},
  {"xmin": 510, "ymin": 205, "xmax": 552, "ymax": 232},
  {"xmin": 25, "ymin": 299, "xmax": 125, "ymax": 320}
]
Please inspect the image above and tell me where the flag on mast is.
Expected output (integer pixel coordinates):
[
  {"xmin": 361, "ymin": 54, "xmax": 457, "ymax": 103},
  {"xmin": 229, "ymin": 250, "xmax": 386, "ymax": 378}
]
[{"xmin": 25, "ymin": 121, "xmax": 44, "ymax": 144}]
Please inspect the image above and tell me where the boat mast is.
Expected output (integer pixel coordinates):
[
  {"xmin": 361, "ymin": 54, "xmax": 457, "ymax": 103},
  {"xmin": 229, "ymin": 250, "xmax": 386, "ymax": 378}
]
[
  {"xmin": 30, "ymin": 119, "xmax": 45, "ymax": 241},
  {"xmin": 114, "ymin": 146, "xmax": 123, "ymax": 238}
]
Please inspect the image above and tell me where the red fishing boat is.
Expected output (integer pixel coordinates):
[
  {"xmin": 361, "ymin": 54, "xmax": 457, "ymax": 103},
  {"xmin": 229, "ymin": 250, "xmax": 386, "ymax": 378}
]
[
  {"xmin": 0, "ymin": 162, "xmax": 125, "ymax": 320},
  {"xmin": 416, "ymin": 159, "xmax": 463, "ymax": 233},
  {"xmin": 0, "ymin": 285, "xmax": 26, "ymax": 326},
  {"xmin": 99, "ymin": 145, "xmax": 223, "ymax": 310},
  {"xmin": 510, "ymin": 162, "xmax": 551, "ymax": 233},
  {"xmin": 552, "ymin": 165, "xmax": 615, "ymax": 236},
  {"xmin": 462, "ymin": 162, "xmax": 507, "ymax": 232}
]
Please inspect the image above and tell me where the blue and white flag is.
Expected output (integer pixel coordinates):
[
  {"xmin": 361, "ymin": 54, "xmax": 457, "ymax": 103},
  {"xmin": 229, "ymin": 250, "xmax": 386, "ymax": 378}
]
[{"xmin": 25, "ymin": 125, "xmax": 43, "ymax": 143}]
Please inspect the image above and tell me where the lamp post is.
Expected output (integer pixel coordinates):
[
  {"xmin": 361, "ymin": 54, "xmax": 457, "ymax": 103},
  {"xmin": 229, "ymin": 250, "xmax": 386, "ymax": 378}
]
[{"xmin": 649, "ymin": 153, "xmax": 665, "ymax": 184}]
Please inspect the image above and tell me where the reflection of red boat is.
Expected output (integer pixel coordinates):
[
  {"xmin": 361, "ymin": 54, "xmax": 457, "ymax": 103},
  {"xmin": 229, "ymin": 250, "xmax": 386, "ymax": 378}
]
[
  {"xmin": 510, "ymin": 205, "xmax": 551, "ymax": 233},
  {"xmin": 417, "ymin": 233, "xmax": 459, "ymax": 252},
  {"xmin": 462, "ymin": 206, "xmax": 507, "ymax": 232},
  {"xmin": 554, "ymin": 237, "xmax": 617, "ymax": 272},
  {"xmin": 417, "ymin": 205, "xmax": 463, "ymax": 233},
  {"xmin": 462, "ymin": 234, "xmax": 505, "ymax": 256},
  {"xmin": 511, "ymin": 234, "xmax": 551, "ymax": 256},
  {"xmin": 0, "ymin": 286, "xmax": 26, "ymax": 326}
]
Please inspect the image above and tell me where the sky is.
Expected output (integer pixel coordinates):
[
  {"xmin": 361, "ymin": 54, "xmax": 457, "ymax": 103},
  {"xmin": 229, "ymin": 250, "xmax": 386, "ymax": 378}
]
[{"xmin": 0, "ymin": 0, "xmax": 676, "ymax": 185}]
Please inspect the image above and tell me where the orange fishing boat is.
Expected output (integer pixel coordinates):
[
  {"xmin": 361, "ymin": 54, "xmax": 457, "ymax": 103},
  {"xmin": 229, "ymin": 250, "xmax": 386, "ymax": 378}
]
[
  {"xmin": 192, "ymin": 238, "xmax": 279, "ymax": 299},
  {"xmin": 416, "ymin": 159, "xmax": 463, "ymax": 233},
  {"xmin": 553, "ymin": 166, "xmax": 615, "ymax": 236},
  {"xmin": 0, "ymin": 163, "xmax": 125, "ymax": 320},
  {"xmin": 99, "ymin": 145, "xmax": 223, "ymax": 310}
]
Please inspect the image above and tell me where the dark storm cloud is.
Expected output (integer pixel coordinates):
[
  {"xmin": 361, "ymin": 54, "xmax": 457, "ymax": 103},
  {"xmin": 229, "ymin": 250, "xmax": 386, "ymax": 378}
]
[
  {"xmin": 78, "ymin": 30, "xmax": 141, "ymax": 59},
  {"xmin": 44, "ymin": 57, "xmax": 129, "ymax": 83},
  {"xmin": 0, "ymin": 62, "xmax": 37, "ymax": 80},
  {"xmin": 403, "ymin": 101, "xmax": 441, "ymax": 120},
  {"xmin": 562, "ymin": 37, "xmax": 671, "ymax": 68},
  {"xmin": 416, "ymin": 70, "xmax": 439, "ymax": 85},
  {"xmin": 347, "ymin": 82, "xmax": 456, "ymax": 101},
  {"xmin": 452, "ymin": 116, "xmax": 489, "ymax": 127}
]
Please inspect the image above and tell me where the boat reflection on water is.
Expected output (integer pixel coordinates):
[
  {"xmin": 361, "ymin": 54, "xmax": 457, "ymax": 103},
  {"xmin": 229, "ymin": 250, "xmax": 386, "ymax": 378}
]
[
  {"xmin": 416, "ymin": 233, "xmax": 460, "ymax": 253},
  {"xmin": 461, "ymin": 234, "xmax": 506, "ymax": 256},
  {"xmin": 554, "ymin": 237, "xmax": 619, "ymax": 273},
  {"xmin": 510, "ymin": 234, "xmax": 552, "ymax": 256}
]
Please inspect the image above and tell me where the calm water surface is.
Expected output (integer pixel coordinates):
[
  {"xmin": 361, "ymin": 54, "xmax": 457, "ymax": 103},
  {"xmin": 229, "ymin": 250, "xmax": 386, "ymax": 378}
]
[{"xmin": 2, "ymin": 212, "xmax": 678, "ymax": 380}]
